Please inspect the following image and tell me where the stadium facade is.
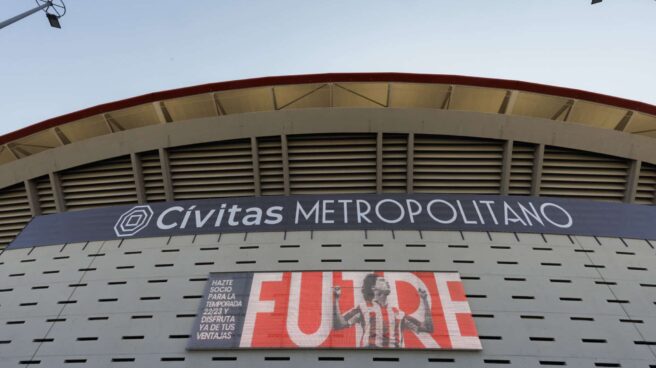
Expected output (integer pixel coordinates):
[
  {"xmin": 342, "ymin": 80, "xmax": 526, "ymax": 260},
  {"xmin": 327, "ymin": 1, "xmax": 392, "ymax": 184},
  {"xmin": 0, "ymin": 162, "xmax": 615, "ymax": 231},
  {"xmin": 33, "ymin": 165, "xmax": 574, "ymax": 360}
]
[{"xmin": 0, "ymin": 73, "xmax": 655, "ymax": 367}]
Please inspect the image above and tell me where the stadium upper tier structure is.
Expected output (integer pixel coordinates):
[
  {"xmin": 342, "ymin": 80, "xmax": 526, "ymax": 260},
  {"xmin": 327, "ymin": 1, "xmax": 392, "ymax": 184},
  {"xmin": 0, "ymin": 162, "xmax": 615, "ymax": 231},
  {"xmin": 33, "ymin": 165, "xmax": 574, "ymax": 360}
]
[{"xmin": 0, "ymin": 73, "xmax": 655, "ymax": 368}]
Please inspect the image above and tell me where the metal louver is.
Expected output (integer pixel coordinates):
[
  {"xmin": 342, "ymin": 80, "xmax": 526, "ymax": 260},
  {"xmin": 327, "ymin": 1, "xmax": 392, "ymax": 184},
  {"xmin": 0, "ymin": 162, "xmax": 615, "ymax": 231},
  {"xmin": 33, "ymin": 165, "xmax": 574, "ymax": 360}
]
[
  {"xmin": 541, "ymin": 147, "xmax": 629, "ymax": 202},
  {"xmin": 257, "ymin": 136, "xmax": 284, "ymax": 196},
  {"xmin": 287, "ymin": 134, "xmax": 377, "ymax": 194},
  {"xmin": 140, "ymin": 150, "xmax": 166, "ymax": 202},
  {"xmin": 34, "ymin": 175, "xmax": 56, "ymax": 214},
  {"xmin": 168, "ymin": 139, "xmax": 255, "ymax": 199},
  {"xmin": 0, "ymin": 183, "xmax": 31, "ymax": 248},
  {"xmin": 59, "ymin": 155, "xmax": 138, "ymax": 211},
  {"xmin": 509, "ymin": 142, "xmax": 536, "ymax": 196},
  {"xmin": 382, "ymin": 133, "xmax": 408, "ymax": 193},
  {"xmin": 636, "ymin": 162, "xmax": 656, "ymax": 204},
  {"xmin": 413, "ymin": 135, "xmax": 504, "ymax": 194}
]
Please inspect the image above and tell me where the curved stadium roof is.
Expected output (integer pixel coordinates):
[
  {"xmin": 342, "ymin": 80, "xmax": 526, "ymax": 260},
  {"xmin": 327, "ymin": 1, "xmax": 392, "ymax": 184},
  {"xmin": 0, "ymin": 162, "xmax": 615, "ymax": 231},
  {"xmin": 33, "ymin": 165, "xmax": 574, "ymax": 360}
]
[{"xmin": 1, "ymin": 73, "xmax": 655, "ymax": 165}]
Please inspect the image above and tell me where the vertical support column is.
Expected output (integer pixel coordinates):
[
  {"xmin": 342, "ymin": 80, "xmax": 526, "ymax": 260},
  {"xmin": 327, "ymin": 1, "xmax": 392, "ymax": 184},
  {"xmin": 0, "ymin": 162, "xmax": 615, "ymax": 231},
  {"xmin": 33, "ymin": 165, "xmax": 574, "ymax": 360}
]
[
  {"xmin": 159, "ymin": 148, "xmax": 174, "ymax": 202},
  {"xmin": 376, "ymin": 132, "xmax": 383, "ymax": 194},
  {"xmin": 251, "ymin": 137, "xmax": 261, "ymax": 196},
  {"xmin": 24, "ymin": 179, "xmax": 41, "ymax": 217},
  {"xmin": 406, "ymin": 133, "xmax": 414, "ymax": 193},
  {"xmin": 130, "ymin": 153, "xmax": 146, "ymax": 204},
  {"xmin": 531, "ymin": 144, "xmax": 545, "ymax": 196},
  {"xmin": 281, "ymin": 135, "xmax": 291, "ymax": 196},
  {"xmin": 500, "ymin": 140, "xmax": 513, "ymax": 195},
  {"xmin": 624, "ymin": 160, "xmax": 641, "ymax": 204},
  {"xmin": 49, "ymin": 172, "xmax": 66, "ymax": 212}
]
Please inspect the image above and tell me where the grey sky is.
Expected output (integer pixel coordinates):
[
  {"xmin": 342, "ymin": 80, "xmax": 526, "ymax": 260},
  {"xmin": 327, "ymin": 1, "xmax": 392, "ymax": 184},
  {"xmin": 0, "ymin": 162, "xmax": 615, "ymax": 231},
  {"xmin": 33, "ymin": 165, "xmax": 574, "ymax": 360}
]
[{"xmin": 1, "ymin": 0, "xmax": 654, "ymax": 135}]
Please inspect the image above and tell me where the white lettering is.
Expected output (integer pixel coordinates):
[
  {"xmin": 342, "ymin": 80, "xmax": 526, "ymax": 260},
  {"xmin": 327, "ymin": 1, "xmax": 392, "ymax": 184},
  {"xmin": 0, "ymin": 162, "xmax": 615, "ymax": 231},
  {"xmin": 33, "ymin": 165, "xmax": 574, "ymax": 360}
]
[
  {"xmin": 375, "ymin": 199, "xmax": 405, "ymax": 224},
  {"xmin": 264, "ymin": 206, "xmax": 283, "ymax": 225},
  {"xmin": 517, "ymin": 202, "xmax": 543, "ymax": 226},
  {"xmin": 242, "ymin": 207, "xmax": 262, "ymax": 226},
  {"xmin": 322, "ymin": 200, "xmax": 335, "ymax": 224},
  {"xmin": 457, "ymin": 200, "xmax": 476, "ymax": 225},
  {"xmin": 427, "ymin": 199, "xmax": 457, "ymax": 224},
  {"xmin": 356, "ymin": 200, "xmax": 372, "ymax": 224},
  {"xmin": 338, "ymin": 200, "xmax": 352, "ymax": 223},
  {"xmin": 406, "ymin": 199, "xmax": 422, "ymax": 223},
  {"xmin": 540, "ymin": 203, "xmax": 573, "ymax": 228},
  {"xmin": 156, "ymin": 206, "xmax": 184, "ymax": 230},
  {"xmin": 503, "ymin": 202, "xmax": 527, "ymax": 226},
  {"xmin": 479, "ymin": 200, "xmax": 498, "ymax": 225},
  {"xmin": 195, "ymin": 209, "xmax": 215, "ymax": 227},
  {"xmin": 295, "ymin": 201, "xmax": 320, "ymax": 223}
]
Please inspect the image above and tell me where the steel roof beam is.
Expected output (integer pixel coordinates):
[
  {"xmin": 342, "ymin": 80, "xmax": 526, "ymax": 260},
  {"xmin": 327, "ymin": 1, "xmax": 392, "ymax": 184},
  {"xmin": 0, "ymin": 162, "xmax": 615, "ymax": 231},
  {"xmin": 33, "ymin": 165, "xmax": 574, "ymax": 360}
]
[
  {"xmin": 52, "ymin": 127, "xmax": 70, "ymax": 145},
  {"xmin": 277, "ymin": 84, "xmax": 327, "ymax": 111},
  {"xmin": 7, "ymin": 144, "xmax": 30, "ymax": 158},
  {"xmin": 3, "ymin": 144, "xmax": 18, "ymax": 160},
  {"xmin": 211, "ymin": 93, "xmax": 225, "ymax": 116},
  {"xmin": 614, "ymin": 111, "xmax": 634, "ymax": 132},
  {"xmin": 153, "ymin": 101, "xmax": 173, "ymax": 123},
  {"xmin": 499, "ymin": 90, "xmax": 518, "ymax": 115},
  {"xmin": 271, "ymin": 88, "xmax": 278, "ymax": 110},
  {"xmin": 442, "ymin": 86, "xmax": 454, "ymax": 110},
  {"xmin": 334, "ymin": 83, "xmax": 387, "ymax": 108},
  {"xmin": 103, "ymin": 113, "xmax": 124, "ymax": 133},
  {"xmin": 552, "ymin": 99, "xmax": 575, "ymax": 121}
]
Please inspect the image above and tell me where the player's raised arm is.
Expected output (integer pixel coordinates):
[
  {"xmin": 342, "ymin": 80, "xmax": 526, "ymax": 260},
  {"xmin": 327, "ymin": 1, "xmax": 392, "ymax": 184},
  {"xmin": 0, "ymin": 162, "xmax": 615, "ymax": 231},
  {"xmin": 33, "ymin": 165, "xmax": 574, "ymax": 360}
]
[
  {"xmin": 332, "ymin": 286, "xmax": 349, "ymax": 330},
  {"xmin": 417, "ymin": 288, "xmax": 434, "ymax": 333}
]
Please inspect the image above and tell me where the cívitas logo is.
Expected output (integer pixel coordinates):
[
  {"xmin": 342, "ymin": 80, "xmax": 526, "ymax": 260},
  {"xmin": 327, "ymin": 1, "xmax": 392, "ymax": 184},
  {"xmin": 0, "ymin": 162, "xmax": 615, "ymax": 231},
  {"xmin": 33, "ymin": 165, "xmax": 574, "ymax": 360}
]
[{"xmin": 114, "ymin": 205, "xmax": 154, "ymax": 237}]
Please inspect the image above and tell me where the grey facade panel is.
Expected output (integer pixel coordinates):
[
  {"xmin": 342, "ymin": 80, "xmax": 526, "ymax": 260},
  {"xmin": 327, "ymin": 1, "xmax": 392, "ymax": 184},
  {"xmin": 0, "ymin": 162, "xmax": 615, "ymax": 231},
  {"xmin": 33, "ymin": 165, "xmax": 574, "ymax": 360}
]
[{"xmin": 0, "ymin": 230, "xmax": 654, "ymax": 367}]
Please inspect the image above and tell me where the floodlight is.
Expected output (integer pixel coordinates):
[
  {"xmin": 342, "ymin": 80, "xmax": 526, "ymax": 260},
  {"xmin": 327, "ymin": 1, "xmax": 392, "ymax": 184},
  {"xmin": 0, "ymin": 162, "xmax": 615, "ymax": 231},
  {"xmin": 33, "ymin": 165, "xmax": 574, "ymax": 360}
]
[
  {"xmin": 46, "ymin": 13, "xmax": 61, "ymax": 28},
  {"xmin": 0, "ymin": 0, "xmax": 66, "ymax": 30}
]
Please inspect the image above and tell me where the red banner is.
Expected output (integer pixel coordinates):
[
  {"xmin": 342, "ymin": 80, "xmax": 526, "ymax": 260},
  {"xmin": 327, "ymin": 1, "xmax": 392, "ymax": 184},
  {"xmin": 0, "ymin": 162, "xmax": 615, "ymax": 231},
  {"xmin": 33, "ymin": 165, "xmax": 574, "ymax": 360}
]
[{"xmin": 188, "ymin": 271, "xmax": 481, "ymax": 350}]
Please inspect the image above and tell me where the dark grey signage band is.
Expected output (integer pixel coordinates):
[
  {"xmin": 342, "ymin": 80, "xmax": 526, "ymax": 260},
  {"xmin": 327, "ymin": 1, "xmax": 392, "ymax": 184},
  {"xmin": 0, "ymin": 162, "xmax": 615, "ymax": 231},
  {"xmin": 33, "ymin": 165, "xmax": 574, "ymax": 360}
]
[{"xmin": 8, "ymin": 194, "xmax": 656, "ymax": 249}]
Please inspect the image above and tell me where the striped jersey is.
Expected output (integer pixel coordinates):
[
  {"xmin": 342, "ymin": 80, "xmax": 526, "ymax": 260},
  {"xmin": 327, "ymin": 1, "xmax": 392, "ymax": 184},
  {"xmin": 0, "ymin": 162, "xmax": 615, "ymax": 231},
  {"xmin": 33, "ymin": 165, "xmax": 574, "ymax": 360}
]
[{"xmin": 342, "ymin": 301, "xmax": 421, "ymax": 348}]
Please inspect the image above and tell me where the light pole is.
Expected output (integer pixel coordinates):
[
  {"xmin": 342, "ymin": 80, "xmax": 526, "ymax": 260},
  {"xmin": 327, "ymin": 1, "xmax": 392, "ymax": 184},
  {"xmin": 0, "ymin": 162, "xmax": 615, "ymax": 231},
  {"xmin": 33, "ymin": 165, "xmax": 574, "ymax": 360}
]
[{"xmin": 0, "ymin": 0, "xmax": 66, "ymax": 30}]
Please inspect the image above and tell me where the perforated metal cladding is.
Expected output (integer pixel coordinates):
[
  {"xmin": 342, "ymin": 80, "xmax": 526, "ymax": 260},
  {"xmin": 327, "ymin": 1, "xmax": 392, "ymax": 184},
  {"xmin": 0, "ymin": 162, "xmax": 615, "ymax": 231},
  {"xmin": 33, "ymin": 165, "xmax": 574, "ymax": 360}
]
[
  {"xmin": 541, "ymin": 147, "xmax": 629, "ymax": 202},
  {"xmin": 0, "ymin": 184, "xmax": 30, "ymax": 248},
  {"xmin": 509, "ymin": 142, "xmax": 536, "ymax": 196},
  {"xmin": 168, "ymin": 139, "xmax": 255, "ymax": 199},
  {"xmin": 0, "ymin": 231, "xmax": 655, "ymax": 367},
  {"xmin": 413, "ymin": 135, "xmax": 504, "ymax": 194},
  {"xmin": 287, "ymin": 133, "xmax": 377, "ymax": 194},
  {"xmin": 59, "ymin": 156, "xmax": 138, "ymax": 211}
]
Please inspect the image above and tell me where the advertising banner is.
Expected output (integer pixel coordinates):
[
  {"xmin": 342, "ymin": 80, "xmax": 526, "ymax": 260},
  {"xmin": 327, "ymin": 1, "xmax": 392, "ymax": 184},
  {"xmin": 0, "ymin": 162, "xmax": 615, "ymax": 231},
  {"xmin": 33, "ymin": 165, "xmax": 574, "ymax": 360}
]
[
  {"xmin": 187, "ymin": 271, "xmax": 481, "ymax": 350},
  {"xmin": 10, "ymin": 193, "xmax": 656, "ymax": 249}
]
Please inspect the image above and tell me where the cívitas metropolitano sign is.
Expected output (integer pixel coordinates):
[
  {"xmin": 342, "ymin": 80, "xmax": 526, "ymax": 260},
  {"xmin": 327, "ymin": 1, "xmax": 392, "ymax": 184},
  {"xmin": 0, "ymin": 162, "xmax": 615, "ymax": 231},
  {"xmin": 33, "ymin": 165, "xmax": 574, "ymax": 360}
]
[
  {"xmin": 187, "ymin": 271, "xmax": 481, "ymax": 350},
  {"xmin": 9, "ymin": 194, "xmax": 656, "ymax": 248}
]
